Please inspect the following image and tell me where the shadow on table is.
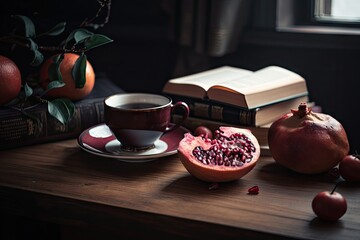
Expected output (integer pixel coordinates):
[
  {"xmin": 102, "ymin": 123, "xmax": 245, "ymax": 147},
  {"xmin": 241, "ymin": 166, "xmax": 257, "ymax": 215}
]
[
  {"xmin": 162, "ymin": 174, "xmax": 248, "ymax": 197},
  {"xmin": 256, "ymin": 161, "xmax": 341, "ymax": 187},
  {"xmin": 59, "ymin": 146, "xmax": 176, "ymax": 180}
]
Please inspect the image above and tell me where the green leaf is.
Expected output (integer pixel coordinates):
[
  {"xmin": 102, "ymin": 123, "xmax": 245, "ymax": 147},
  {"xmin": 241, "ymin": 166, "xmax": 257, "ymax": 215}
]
[
  {"xmin": 44, "ymin": 22, "xmax": 66, "ymax": 36},
  {"xmin": 72, "ymin": 53, "xmax": 87, "ymax": 88},
  {"xmin": 47, "ymin": 98, "xmax": 75, "ymax": 124},
  {"xmin": 64, "ymin": 29, "xmax": 112, "ymax": 51},
  {"xmin": 24, "ymin": 83, "xmax": 33, "ymax": 97},
  {"xmin": 84, "ymin": 34, "xmax": 113, "ymax": 51},
  {"xmin": 64, "ymin": 28, "xmax": 92, "ymax": 48},
  {"xmin": 48, "ymin": 54, "xmax": 64, "ymax": 81},
  {"xmin": 28, "ymin": 39, "xmax": 44, "ymax": 66},
  {"xmin": 52, "ymin": 53, "xmax": 64, "ymax": 63},
  {"xmin": 31, "ymin": 49, "xmax": 44, "ymax": 67},
  {"xmin": 74, "ymin": 28, "xmax": 94, "ymax": 43},
  {"xmin": 29, "ymin": 38, "xmax": 38, "ymax": 51},
  {"xmin": 46, "ymin": 80, "xmax": 65, "ymax": 91},
  {"xmin": 64, "ymin": 30, "xmax": 76, "ymax": 48},
  {"xmin": 12, "ymin": 15, "xmax": 36, "ymax": 38}
]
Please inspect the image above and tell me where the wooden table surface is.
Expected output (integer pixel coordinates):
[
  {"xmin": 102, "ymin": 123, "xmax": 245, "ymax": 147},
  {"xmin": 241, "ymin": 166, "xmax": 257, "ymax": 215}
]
[{"xmin": 0, "ymin": 139, "xmax": 359, "ymax": 239}]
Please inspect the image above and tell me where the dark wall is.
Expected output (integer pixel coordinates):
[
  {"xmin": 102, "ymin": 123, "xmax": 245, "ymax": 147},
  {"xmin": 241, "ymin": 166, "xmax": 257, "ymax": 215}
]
[{"xmin": 85, "ymin": 0, "xmax": 179, "ymax": 93}]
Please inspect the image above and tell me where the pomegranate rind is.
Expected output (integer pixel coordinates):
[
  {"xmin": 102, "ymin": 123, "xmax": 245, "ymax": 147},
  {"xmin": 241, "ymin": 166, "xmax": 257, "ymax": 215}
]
[
  {"xmin": 178, "ymin": 127, "xmax": 260, "ymax": 182},
  {"xmin": 268, "ymin": 106, "xmax": 350, "ymax": 174}
]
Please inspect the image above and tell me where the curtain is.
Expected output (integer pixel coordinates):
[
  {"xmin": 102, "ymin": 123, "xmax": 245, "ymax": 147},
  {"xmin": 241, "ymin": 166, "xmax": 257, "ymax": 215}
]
[
  {"xmin": 161, "ymin": 0, "xmax": 250, "ymax": 76},
  {"xmin": 162, "ymin": 0, "xmax": 250, "ymax": 56}
]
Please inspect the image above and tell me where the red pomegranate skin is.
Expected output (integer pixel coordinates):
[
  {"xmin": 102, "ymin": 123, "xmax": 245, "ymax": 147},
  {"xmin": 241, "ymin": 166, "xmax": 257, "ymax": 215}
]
[{"xmin": 268, "ymin": 103, "xmax": 349, "ymax": 174}]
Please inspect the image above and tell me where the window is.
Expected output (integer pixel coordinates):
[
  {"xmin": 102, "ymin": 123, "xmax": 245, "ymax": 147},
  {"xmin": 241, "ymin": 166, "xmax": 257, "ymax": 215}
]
[
  {"xmin": 277, "ymin": 0, "xmax": 360, "ymax": 34},
  {"xmin": 315, "ymin": 0, "xmax": 360, "ymax": 23}
]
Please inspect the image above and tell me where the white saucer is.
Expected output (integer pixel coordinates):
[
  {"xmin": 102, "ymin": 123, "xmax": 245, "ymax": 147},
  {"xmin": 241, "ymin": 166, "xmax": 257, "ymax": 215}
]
[{"xmin": 77, "ymin": 123, "xmax": 189, "ymax": 162}]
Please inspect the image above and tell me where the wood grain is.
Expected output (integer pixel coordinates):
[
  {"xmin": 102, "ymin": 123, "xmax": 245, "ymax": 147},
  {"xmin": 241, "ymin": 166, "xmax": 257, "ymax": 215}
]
[{"xmin": 0, "ymin": 139, "xmax": 359, "ymax": 239}]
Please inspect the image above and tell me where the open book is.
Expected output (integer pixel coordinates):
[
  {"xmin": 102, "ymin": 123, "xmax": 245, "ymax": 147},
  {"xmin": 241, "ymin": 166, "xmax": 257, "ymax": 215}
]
[{"xmin": 163, "ymin": 66, "xmax": 308, "ymax": 109}]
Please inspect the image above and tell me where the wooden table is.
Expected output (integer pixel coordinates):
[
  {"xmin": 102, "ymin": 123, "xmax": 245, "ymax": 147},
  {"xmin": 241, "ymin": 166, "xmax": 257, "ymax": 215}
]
[{"xmin": 0, "ymin": 139, "xmax": 359, "ymax": 239}]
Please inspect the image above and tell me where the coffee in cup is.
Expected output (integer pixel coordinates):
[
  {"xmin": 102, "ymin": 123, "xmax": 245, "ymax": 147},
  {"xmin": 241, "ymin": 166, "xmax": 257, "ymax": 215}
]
[{"xmin": 104, "ymin": 93, "xmax": 189, "ymax": 151}]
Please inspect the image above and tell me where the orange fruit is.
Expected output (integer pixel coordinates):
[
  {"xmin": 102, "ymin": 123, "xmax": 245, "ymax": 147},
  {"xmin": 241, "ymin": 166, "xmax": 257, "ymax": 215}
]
[
  {"xmin": 39, "ymin": 53, "xmax": 95, "ymax": 101},
  {"xmin": 0, "ymin": 55, "xmax": 22, "ymax": 105}
]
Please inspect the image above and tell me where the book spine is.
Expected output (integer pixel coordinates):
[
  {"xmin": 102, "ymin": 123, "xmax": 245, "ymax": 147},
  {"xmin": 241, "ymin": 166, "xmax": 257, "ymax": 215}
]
[
  {"xmin": 173, "ymin": 115, "xmax": 268, "ymax": 146},
  {"xmin": 0, "ymin": 100, "xmax": 104, "ymax": 150},
  {"xmin": 168, "ymin": 94, "xmax": 257, "ymax": 126}
]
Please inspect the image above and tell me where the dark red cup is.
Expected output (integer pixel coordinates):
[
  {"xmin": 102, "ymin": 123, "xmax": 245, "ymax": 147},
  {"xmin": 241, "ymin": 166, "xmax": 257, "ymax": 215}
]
[{"xmin": 104, "ymin": 93, "xmax": 189, "ymax": 151}]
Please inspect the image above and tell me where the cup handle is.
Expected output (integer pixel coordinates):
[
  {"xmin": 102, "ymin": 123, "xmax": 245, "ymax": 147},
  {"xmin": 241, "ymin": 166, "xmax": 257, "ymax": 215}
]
[{"xmin": 165, "ymin": 101, "xmax": 189, "ymax": 133}]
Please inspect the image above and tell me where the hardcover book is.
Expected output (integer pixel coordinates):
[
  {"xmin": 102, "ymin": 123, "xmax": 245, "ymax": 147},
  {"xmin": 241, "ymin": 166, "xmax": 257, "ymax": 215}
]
[
  {"xmin": 0, "ymin": 74, "xmax": 124, "ymax": 150},
  {"xmin": 163, "ymin": 65, "xmax": 308, "ymax": 109},
  {"xmin": 169, "ymin": 94, "xmax": 309, "ymax": 127}
]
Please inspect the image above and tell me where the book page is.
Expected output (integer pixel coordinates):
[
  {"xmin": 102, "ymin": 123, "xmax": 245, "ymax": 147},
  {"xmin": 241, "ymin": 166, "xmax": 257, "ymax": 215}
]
[
  {"xmin": 167, "ymin": 66, "xmax": 253, "ymax": 91},
  {"xmin": 212, "ymin": 66, "xmax": 305, "ymax": 95},
  {"xmin": 207, "ymin": 66, "xmax": 308, "ymax": 108}
]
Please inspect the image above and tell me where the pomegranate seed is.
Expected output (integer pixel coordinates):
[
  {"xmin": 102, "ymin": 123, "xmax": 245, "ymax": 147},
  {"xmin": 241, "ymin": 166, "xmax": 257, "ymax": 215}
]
[
  {"xmin": 248, "ymin": 185, "xmax": 259, "ymax": 195},
  {"xmin": 192, "ymin": 131, "xmax": 256, "ymax": 168}
]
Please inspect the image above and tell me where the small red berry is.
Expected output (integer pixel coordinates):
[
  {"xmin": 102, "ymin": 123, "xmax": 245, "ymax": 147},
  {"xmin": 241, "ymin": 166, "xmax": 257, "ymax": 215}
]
[
  {"xmin": 339, "ymin": 154, "xmax": 360, "ymax": 182},
  {"xmin": 312, "ymin": 184, "xmax": 347, "ymax": 221}
]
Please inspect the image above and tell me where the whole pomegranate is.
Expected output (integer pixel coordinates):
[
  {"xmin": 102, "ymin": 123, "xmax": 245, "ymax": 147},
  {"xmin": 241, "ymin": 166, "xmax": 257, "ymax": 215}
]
[
  {"xmin": 178, "ymin": 126, "xmax": 260, "ymax": 182},
  {"xmin": 268, "ymin": 103, "xmax": 349, "ymax": 174},
  {"xmin": 0, "ymin": 55, "xmax": 22, "ymax": 105}
]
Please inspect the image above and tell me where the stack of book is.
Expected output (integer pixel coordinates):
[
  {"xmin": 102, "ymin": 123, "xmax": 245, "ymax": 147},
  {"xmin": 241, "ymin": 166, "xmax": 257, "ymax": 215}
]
[
  {"xmin": 163, "ymin": 66, "xmax": 311, "ymax": 155},
  {"xmin": 0, "ymin": 73, "xmax": 124, "ymax": 150}
]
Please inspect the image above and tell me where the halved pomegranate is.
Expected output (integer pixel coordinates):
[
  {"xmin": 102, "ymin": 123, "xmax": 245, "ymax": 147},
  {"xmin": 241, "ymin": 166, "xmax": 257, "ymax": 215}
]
[{"xmin": 178, "ymin": 126, "xmax": 260, "ymax": 182}]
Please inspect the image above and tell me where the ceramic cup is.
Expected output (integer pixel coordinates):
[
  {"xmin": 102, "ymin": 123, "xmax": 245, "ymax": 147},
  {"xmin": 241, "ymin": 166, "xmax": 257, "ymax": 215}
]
[{"xmin": 104, "ymin": 93, "xmax": 189, "ymax": 151}]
